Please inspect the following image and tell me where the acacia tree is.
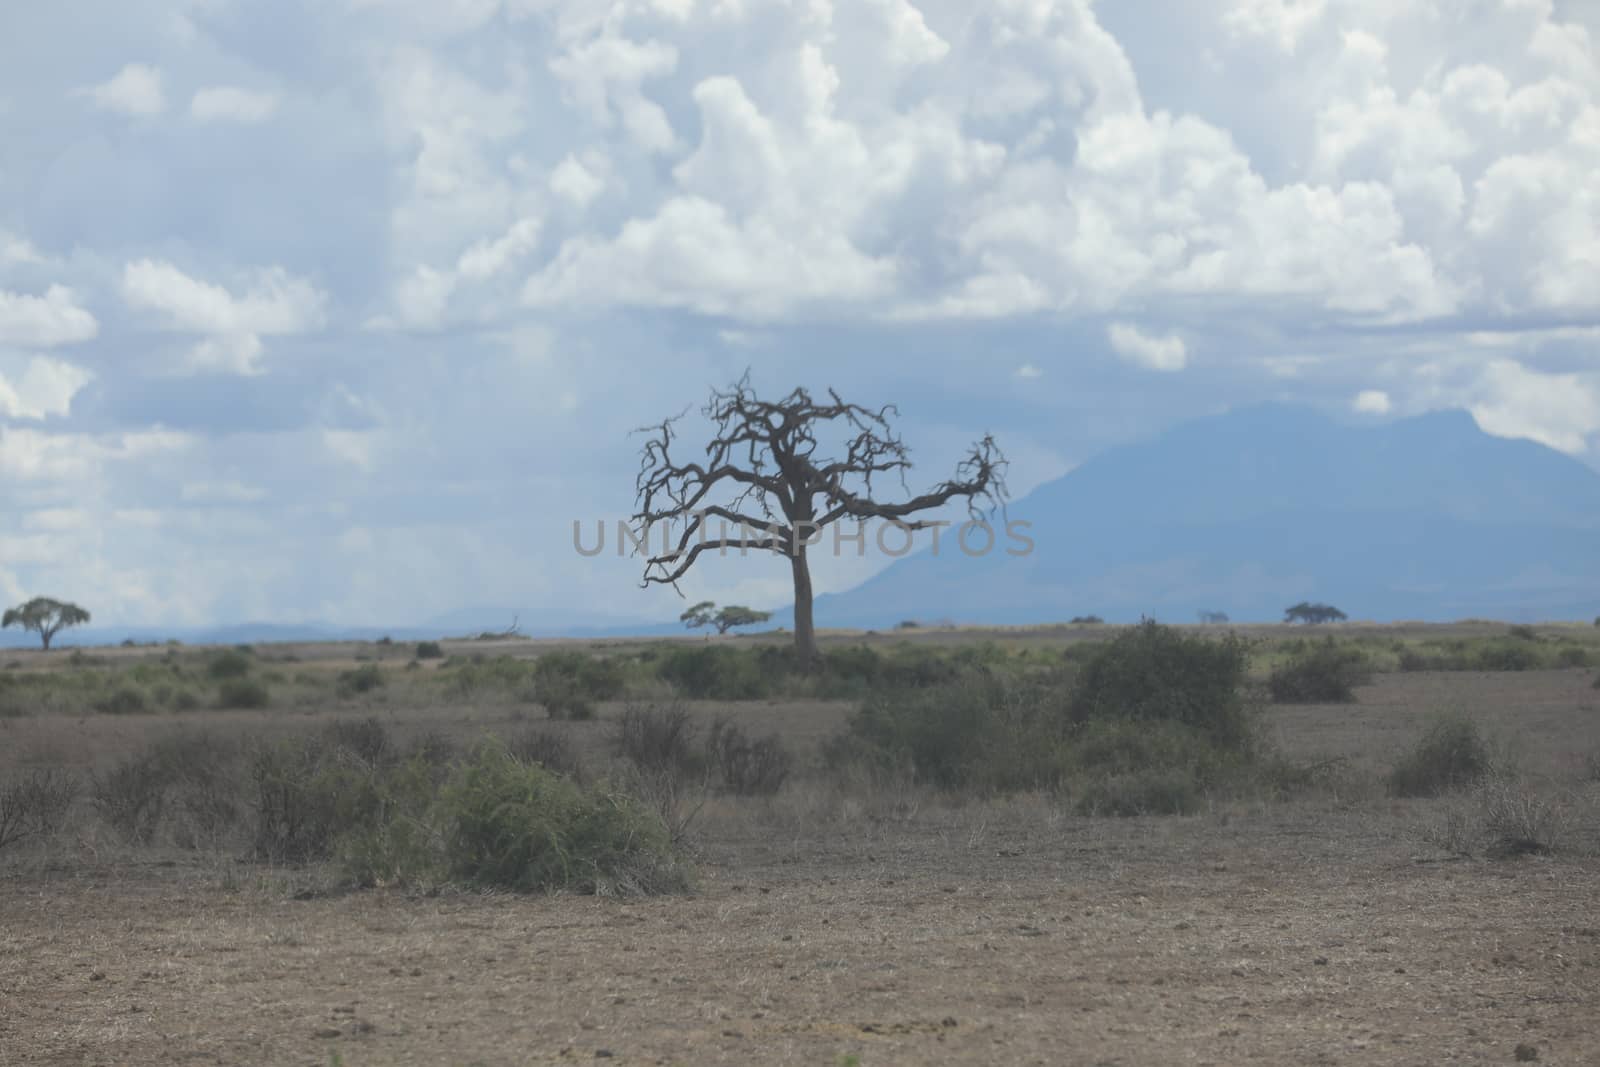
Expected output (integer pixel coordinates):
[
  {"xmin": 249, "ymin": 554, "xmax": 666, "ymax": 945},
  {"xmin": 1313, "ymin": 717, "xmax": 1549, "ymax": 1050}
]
[
  {"xmin": 2, "ymin": 597, "xmax": 91, "ymax": 651},
  {"xmin": 634, "ymin": 374, "xmax": 1007, "ymax": 669},
  {"xmin": 1284, "ymin": 602, "xmax": 1347, "ymax": 624}
]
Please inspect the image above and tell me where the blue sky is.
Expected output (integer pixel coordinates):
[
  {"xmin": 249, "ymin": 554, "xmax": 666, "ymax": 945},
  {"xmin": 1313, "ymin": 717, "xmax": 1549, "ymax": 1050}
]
[{"xmin": 1, "ymin": 0, "xmax": 1598, "ymax": 628}]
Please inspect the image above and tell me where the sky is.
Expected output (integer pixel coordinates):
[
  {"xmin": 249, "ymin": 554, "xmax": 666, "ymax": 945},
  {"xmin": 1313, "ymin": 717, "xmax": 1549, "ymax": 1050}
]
[{"xmin": 1, "ymin": 0, "xmax": 1598, "ymax": 629}]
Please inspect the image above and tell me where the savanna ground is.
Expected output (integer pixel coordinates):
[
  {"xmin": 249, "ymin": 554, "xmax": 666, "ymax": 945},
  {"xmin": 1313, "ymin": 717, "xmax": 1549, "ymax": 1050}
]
[{"xmin": 3, "ymin": 621, "xmax": 1599, "ymax": 1066}]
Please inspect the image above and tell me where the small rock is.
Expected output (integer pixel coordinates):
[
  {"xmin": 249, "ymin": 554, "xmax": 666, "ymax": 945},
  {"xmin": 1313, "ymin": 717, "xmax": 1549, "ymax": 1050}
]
[
  {"xmin": 1313, "ymin": 957, "xmax": 1329, "ymax": 966},
  {"xmin": 314, "ymin": 1028, "xmax": 342, "ymax": 1040},
  {"xmin": 942, "ymin": 1017, "xmax": 958, "ymax": 1028},
  {"xmin": 1514, "ymin": 1044, "xmax": 1539, "ymax": 1063},
  {"xmin": 594, "ymin": 1050, "xmax": 614, "ymax": 1059}
]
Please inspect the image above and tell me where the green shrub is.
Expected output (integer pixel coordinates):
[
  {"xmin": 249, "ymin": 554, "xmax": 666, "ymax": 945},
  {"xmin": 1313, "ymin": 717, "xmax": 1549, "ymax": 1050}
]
[
  {"xmin": 1388, "ymin": 714, "xmax": 1492, "ymax": 797},
  {"xmin": 207, "ymin": 650, "xmax": 252, "ymax": 680},
  {"xmin": 1068, "ymin": 620, "xmax": 1253, "ymax": 749},
  {"xmin": 415, "ymin": 641, "xmax": 445, "ymax": 660},
  {"xmin": 1555, "ymin": 645, "xmax": 1590, "ymax": 668},
  {"xmin": 337, "ymin": 664, "xmax": 385, "ymax": 697},
  {"xmin": 1507, "ymin": 624, "xmax": 1539, "ymax": 642},
  {"xmin": 1472, "ymin": 640, "xmax": 1541, "ymax": 672},
  {"xmin": 218, "ymin": 677, "xmax": 270, "ymax": 709},
  {"xmin": 1268, "ymin": 639, "xmax": 1370, "ymax": 703},
  {"xmin": 248, "ymin": 734, "xmax": 390, "ymax": 862},
  {"xmin": 532, "ymin": 652, "xmax": 620, "ymax": 719},
  {"xmin": 655, "ymin": 646, "xmax": 770, "ymax": 700},
  {"xmin": 95, "ymin": 685, "xmax": 152, "ymax": 715},
  {"xmin": 440, "ymin": 740, "xmax": 687, "ymax": 895}
]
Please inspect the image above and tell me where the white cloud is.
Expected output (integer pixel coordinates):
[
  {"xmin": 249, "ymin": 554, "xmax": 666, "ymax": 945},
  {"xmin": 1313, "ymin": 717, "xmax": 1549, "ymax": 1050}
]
[
  {"xmin": 1468, "ymin": 359, "xmax": 1600, "ymax": 455},
  {"xmin": 1016, "ymin": 363, "xmax": 1043, "ymax": 380},
  {"xmin": 0, "ymin": 231, "xmax": 43, "ymax": 269},
  {"xmin": 549, "ymin": 153, "xmax": 607, "ymax": 209},
  {"xmin": 0, "ymin": 426, "xmax": 192, "ymax": 482},
  {"xmin": 0, "ymin": 356, "xmax": 94, "ymax": 420},
  {"xmin": 0, "ymin": 286, "xmax": 99, "ymax": 347},
  {"xmin": 190, "ymin": 86, "xmax": 279, "ymax": 123},
  {"xmin": 76, "ymin": 63, "xmax": 165, "ymax": 117},
  {"xmin": 1352, "ymin": 389, "xmax": 1392, "ymax": 415},
  {"xmin": 181, "ymin": 481, "xmax": 267, "ymax": 503},
  {"xmin": 1108, "ymin": 323, "xmax": 1188, "ymax": 372},
  {"xmin": 121, "ymin": 259, "xmax": 326, "ymax": 374},
  {"xmin": 456, "ymin": 217, "xmax": 542, "ymax": 282}
]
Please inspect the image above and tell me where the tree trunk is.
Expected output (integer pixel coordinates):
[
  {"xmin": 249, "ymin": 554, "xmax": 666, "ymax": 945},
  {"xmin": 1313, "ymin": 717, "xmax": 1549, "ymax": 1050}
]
[
  {"xmin": 40, "ymin": 630, "xmax": 51, "ymax": 651},
  {"xmin": 790, "ymin": 548, "xmax": 819, "ymax": 670}
]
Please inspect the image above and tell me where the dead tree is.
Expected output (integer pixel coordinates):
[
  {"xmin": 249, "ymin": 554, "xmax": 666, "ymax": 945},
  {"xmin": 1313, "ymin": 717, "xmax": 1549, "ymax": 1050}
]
[{"xmin": 632, "ymin": 373, "xmax": 1007, "ymax": 669}]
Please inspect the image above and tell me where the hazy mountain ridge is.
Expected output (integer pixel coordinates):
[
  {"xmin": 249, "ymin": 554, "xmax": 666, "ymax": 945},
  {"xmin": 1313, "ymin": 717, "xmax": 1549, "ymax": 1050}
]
[{"xmin": 801, "ymin": 405, "xmax": 1600, "ymax": 627}]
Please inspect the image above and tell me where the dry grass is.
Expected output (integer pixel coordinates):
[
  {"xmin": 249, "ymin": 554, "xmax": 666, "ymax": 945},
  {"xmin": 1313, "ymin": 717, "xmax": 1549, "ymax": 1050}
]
[{"xmin": 3, "ymin": 626, "xmax": 1599, "ymax": 1065}]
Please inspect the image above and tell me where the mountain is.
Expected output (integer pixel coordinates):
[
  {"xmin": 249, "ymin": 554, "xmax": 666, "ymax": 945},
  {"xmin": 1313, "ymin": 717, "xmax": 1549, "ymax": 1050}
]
[{"xmin": 801, "ymin": 405, "xmax": 1600, "ymax": 627}]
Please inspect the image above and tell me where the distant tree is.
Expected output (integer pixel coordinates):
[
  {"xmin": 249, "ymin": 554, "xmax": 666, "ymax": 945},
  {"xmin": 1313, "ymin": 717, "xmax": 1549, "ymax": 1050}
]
[
  {"xmin": 3, "ymin": 597, "xmax": 91, "ymax": 651},
  {"xmin": 679, "ymin": 601, "xmax": 773, "ymax": 635},
  {"xmin": 680, "ymin": 601, "xmax": 718, "ymax": 632},
  {"xmin": 634, "ymin": 372, "xmax": 1006, "ymax": 670},
  {"xmin": 712, "ymin": 605, "xmax": 772, "ymax": 634},
  {"xmin": 1198, "ymin": 610, "xmax": 1230, "ymax": 624},
  {"xmin": 1070, "ymin": 615, "xmax": 1104, "ymax": 625},
  {"xmin": 1284, "ymin": 602, "xmax": 1347, "ymax": 625}
]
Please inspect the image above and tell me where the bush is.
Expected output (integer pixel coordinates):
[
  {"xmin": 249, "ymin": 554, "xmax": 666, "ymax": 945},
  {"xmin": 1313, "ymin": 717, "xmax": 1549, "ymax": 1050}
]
[
  {"xmin": 1068, "ymin": 620, "xmax": 1253, "ymax": 750},
  {"xmin": 614, "ymin": 702, "xmax": 700, "ymax": 777},
  {"xmin": 1388, "ymin": 714, "xmax": 1492, "ymax": 797},
  {"xmin": 1074, "ymin": 769, "xmax": 1201, "ymax": 817},
  {"xmin": 1555, "ymin": 645, "xmax": 1590, "ymax": 668},
  {"xmin": 415, "ymin": 641, "xmax": 445, "ymax": 660},
  {"xmin": 1507, "ymin": 624, "xmax": 1539, "ymax": 642},
  {"xmin": 324, "ymin": 717, "xmax": 391, "ymax": 765},
  {"xmin": 506, "ymin": 727, "xmax": 583, "ymax": 780},
  {"xmin": 440, "ymin": 740, "xmax": 687, "ymax": 895},
  {"xmin": 90, "ymin": 732, "xmax": 241, "ymax": 847},
  {"xmin": 95, "ymin": 685, "xmax": 152, "ymax": 715},
  {"xmin": 831, "ymin": 670, "xmax": 1068, "ymax": 791},
  {"xmin": 1472, "ymin": 640, "xmax": 1541, "ymax": 672},
  {"xmin": 207, "ymin": 650, "xmax": 252, "ymax": 680},
  {"xmin": 0, "ymin": 770, "xmax": 78, "ymax": 851},
  {"xmin": 655, "ymin": 646, "xmax": 769, "ymax": 700},
  {"xmin": 706, "ymin": 718, "xmax": 792, "ymax": 796},
  {"xmin": 337, "ymin": 664, "xmax": 385, "ymax": 697},
  {"xmin": 249, "ymin": 733, "xmax": 391, "ymax": 862},
  {"xmin": 532, "ymin": 652, "xmax": 621, "ymax": 720},
  {"xmin": 1268, "ymin": 639, "xmax": 1370, "ymax": 703},
  {"xmin": 218, "ymin": 677, "xmax": 270, "ymax": 709}
]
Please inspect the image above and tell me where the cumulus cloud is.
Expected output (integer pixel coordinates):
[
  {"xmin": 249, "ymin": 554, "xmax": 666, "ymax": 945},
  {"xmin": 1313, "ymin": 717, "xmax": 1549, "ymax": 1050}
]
[
  {"xmin": 121, "ymin": 259, "xmax": 326, "ymax": 374},
  {"xmin": 6, "ymin": 0, "xmax": 1600, "ymax": 626},
  {"xmin": 1352, "ymin": 389, "xmax": 1392, "ymax": 415},
  {"xmin": 0, "ymin": 286, "xmax": 99, "ymax": 347},
  {"xmin": 1108, "ymin": 323, "xmax": 1188, "ymax": 372},
  {"xmin": 76, "ymin": 62, "xmax": 165, "ymax": 116},
  {"xmin": 1469, "ymin": 359, "xmax": 1600, "ymax": 456},
  {"xmin": 190, "ymin": 86, "xmax": 278, "ymax": 123},
  {"xmin": 0, "ymin": 231, "xmax": 44, "ymax": 268},
  {"xmin": 0, "ymin": 356, "xmax": 94, "ymax": 420}
]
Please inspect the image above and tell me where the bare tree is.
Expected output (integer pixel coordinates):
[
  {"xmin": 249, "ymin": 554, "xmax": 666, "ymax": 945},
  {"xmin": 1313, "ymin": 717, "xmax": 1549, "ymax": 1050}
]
[{"xmin": 633, "ymin": 373, "xmax": 1006, "ymax": 669}]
